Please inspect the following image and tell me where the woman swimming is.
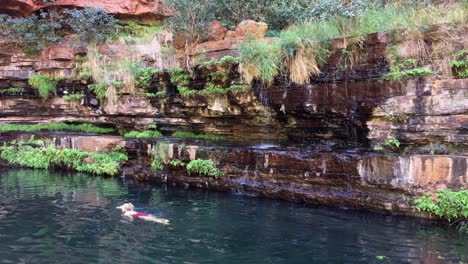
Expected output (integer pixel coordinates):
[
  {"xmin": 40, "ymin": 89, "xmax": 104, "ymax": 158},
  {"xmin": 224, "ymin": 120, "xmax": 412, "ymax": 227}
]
[{"xmin": 116, "ymin": 203, "xmax": 170, "ymax": 225}]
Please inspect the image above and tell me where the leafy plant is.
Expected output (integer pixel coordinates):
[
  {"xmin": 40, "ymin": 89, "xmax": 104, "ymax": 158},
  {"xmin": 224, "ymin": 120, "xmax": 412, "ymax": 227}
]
[
  {"xmin": 186, "ymin": 159, "xmax": 224, "ymax": 178},
  {"xmin": 415, "ymin": 190, "xmax": 468, "ymax": 234},
  {"xmin": 28, "ymin": 75, "xmax": 59, "ymax": 99}
]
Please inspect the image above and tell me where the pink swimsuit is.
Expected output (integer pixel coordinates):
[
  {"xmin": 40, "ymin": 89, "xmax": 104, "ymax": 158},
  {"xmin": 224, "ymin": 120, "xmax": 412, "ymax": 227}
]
[{"xmin": 133, "ymin": 212, "xmax": 150, "ymax": 218}]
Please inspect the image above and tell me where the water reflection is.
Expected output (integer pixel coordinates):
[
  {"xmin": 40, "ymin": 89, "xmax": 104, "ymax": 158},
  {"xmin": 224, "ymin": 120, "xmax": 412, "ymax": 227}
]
[{"xmin": 0, "ymin": 169, "xmax": 466, "ymax": 264}]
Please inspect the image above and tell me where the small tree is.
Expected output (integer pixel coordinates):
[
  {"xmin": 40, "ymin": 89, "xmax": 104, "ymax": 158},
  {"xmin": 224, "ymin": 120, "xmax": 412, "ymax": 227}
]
[{"xmin": 165, "ymin": 0, "xmax": 216, "ymax": 70}]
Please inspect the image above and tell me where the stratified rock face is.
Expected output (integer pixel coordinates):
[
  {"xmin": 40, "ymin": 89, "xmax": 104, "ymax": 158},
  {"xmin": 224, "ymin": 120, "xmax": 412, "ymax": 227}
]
[{"xmin": 0, "ymin": 0, "xmax": 172, "ymax": 19}]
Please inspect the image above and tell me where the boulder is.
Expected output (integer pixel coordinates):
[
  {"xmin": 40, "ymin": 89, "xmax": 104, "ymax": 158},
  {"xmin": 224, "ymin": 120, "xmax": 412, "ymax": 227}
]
[
  {"xmin": 206, "ymin": 20, "xmax": 228, "ymax": 42},
  {"xmin": 225, "ymin": 20, "xmax": 268, "ymax": 39}
]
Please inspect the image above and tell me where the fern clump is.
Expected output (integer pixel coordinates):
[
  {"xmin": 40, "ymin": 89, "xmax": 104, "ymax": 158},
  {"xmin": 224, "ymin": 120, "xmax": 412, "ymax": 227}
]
[
  {"xmin": 186, "ymin": 159, "xmax": 224, "ymax": 178},
  {"xmin": 28, "ymin": 75, "xmax": 59, "ymax": 99}
]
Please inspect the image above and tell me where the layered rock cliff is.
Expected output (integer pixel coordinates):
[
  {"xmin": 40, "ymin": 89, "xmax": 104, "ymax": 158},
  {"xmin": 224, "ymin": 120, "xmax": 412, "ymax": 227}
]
[{"xmin": 0, "ymin": 2, "xmax": 466, "ymax": 216}]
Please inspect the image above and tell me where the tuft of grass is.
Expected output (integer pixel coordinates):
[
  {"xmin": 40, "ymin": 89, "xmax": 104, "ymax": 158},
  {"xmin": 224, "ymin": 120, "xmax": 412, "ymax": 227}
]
[
  {"xmin": 239, "ymin": 40, "xmax": 281, "ymax": 85},
  {"xmin": 172, "ymin": 131, "xmax": 224, "ymax": 141},
  {"xmin": 123, "ymin": 130, "xmax": 163, "ymax": 139},
  {"xmin": 0, "ymin": 122, "xmax": 114, "ymax": 134},
  {"xmin": 28, "ymin": 75, "xmax": 59, "ymax": 99},
  {"xmin": 452, "ymin": 59, "xmax": 468, "ymax": 78}
]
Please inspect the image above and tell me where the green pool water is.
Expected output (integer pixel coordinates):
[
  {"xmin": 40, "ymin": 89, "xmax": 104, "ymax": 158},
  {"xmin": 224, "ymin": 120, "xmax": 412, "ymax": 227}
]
[{"xmin": 0, "ymin": 169, "xmax": 466, "ymax": 263}]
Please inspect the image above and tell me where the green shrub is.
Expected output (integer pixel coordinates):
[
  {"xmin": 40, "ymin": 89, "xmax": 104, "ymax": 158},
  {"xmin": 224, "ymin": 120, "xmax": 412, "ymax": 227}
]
[
  {"xmin": 452, "ymin": 59, "xmax": 468, "ymax": 78},
  {"xmin": 0, "ymin": 141, "xmax": 127, "ymax": 176},
  {"xmin": 172, "ymin": 131, "xmax": 224, "ymax": 141},
  {"xmin": 63, "ymin": 93, "xmax": 86, "ymax": 101},
  {"xmin": 186, "ymin": 159, "xmax": 224, "ymax": 178},
  {"xmin": 0, "ymin": 122, "xmax": 114, "ymax": 134},
  {"xmin": 415, "ymin": 190, "xmax": 468, "ymax": 234},
  {"xmin": 28, "ymin": 75, "xmax": 58, "ymax": 99},
  {"xmin": 66, "ymin": 7, "xmax": 117, "ymax": 45},
  {"xmin": 88, "ymin": 82, "xmax": 108, "ymax": 100},
  {"xmin": 129, "ymin": 65, "xmax": 159, "ymax": 89},
  {"xmin": 123, "ymin": 130, "xmax": 163, "ymax": 139},
  {"xmin": 383, "ymin": 68, "xmax": 432, "ymax": 80},
  {"xmin": 168, "ymin": 67, "xmax": 191, "ymax": 86}
]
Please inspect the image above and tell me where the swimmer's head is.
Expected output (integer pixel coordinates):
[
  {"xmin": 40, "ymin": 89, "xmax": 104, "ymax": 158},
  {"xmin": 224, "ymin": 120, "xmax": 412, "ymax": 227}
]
[{"xmin": 116, "ymin": 203, "xmax": 135, "ymax": 212}]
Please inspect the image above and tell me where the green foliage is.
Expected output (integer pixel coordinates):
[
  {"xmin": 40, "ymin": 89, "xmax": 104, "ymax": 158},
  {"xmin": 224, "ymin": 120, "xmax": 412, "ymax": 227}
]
[
  {"xmin": 63, "ymin": 93, "xmax": 86, "ymax": 101},
  {"xmin": 151, "ymin": 141, "xmax": 171, "ymax": 171},
  {"xmin": 169, "ymin": 159, "xmax": 186, "ymax": 167},
  {"xmin": 118, "ymin": 21, "xmax": 162, "ymax": 41},
  {"xmin": 0, "ymin": 7, "xmax": 117, "ymax": 52},
  {"xmin": 129, "ymin": 64, "xmax": 159, "ymax": 89},
  {"xmin": 172, "ymin": 131, "xmax": 224, "ymax": 141},
  {"xmin": 209, "ymin": 71, "xmax": 229, "ymax": 84},
  {"xmin": 0, "ymin": 87, "xmax": 25, "ymax": 95},
  {"xmin": 168, "ymin": 67, "xmax": 191, "ymax": 87},
  {"xmin": 415, "ymin": 190, "xmax": 468, "ymax": 234},
  {"xmin": 239, "ymin": 40, "xmax": 280, "ymax": 85},
  {"xmin": 151, "ymin": 157, "xmax": 164, "ymax": 171},
  {"xmin": 176, "ymin": 86, "xmax": 196, "ymax": 98},
  {"xmin": 66, "ymin": 8, "xmax": 117, "ymax": 45},
  {"xmin": 0, "ymin": 122, "xmax": 114, "ymax": 134},
  {"xmin": 384, "ymin": 138, "xmax": 401, "ymax": 149},
  {"xmin": 123, "ymin": 130, "xmax": 163, "ymax": 139},
  {"xmin": 165, "ymin": 0, "xmax": 216, "ymax": 45},
  {"xmin": 186, "ymin": 159, "xmax": 224, "ymax": 178},
  {"xmin": 28, "ymin": 75, "xmax": 58, "ymax": 99},
  {"xmin": 236, "ymin": 2, "xmax": 464, "ymax": 84},
  {"xmin": 383, "ymin": 68, "xmax": 432, "ymax": 80},
  {"xmin": 218, "ymin": 56, "xmax": 240, "ymax": 67},
  {"xmin": 0, "ymin": 11, "xmax": 63, "ymax": 53},
  {"xmin": 88, "ymin": 82, "xmax": 108, "ymax": 100},
  {"xmin": 452, "ymin": 59, "xmax": 468, "ymax": 78},
  {"xmin": 0, "ymin": 141, "xmax": 127, "ymax": 176},
  {"xmin": 199, "ymin": 83, "xmax": 226, "ymax": 96}
]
